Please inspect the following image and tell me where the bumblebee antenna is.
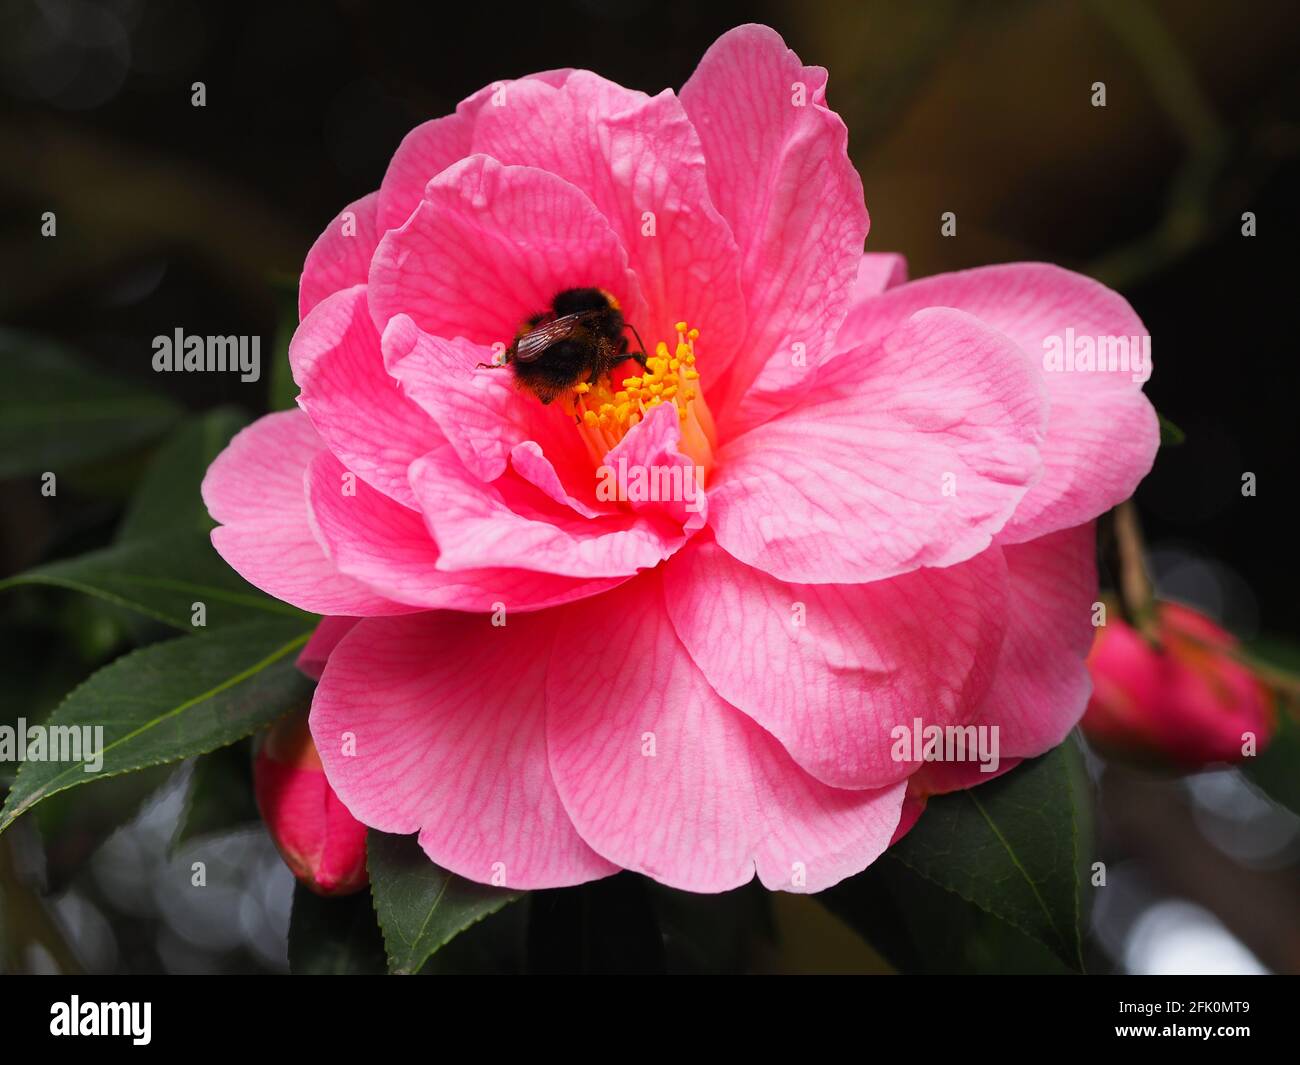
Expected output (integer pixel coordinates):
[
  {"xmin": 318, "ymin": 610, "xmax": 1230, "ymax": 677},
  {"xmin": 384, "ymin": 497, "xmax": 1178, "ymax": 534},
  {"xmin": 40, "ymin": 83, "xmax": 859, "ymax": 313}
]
[{"xmin": 625, "ymin": 323, "xmax": 649, "ymax": 369}]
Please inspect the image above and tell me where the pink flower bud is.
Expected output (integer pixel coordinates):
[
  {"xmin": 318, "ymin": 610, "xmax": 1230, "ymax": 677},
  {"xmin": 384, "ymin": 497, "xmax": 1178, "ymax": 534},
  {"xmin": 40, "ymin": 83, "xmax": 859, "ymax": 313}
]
[
  {"xmin": 254, "ymin": 710, "xmax": 368, "ymax": 896},
  {"xmin": 1082, "ymin": 602, "xmax": 1275, "ymax": 768}
]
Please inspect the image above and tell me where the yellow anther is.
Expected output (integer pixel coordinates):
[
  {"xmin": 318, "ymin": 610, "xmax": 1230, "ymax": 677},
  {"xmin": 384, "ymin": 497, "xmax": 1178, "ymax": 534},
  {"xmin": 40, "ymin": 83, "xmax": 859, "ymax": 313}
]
[{"xmin": 562, "ymin": 318, "xmax": 715, "ymax": 482}]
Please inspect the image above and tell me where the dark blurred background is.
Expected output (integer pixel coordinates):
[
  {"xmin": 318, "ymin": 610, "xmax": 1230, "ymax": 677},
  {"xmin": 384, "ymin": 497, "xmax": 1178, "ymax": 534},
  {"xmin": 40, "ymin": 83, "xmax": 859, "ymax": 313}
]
[{"xmin": 1, "ymin": 0, "xmax": 1298, "ymax": 974}]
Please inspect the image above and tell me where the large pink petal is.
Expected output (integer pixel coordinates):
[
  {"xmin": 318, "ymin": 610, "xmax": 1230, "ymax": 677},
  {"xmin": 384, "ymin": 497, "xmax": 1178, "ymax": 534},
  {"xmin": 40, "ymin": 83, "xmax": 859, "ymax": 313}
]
[
  {"xmin": 546, "ymin": 573, "xmax": 907, "ymax": 893},
  {"xmin": 409, "ymin": 444, "xmax": 684, "ymax": 579},
  {"xmin": 835, "ymin": 264, "xmax": 1158, "ymax": 542},
  {"xmin": 680, "ymin": 24, "xmax": 868, "ymax": 417},
  {"xmin": 663, "ymin": 541, "xmax": 1007, "ymax": 789},
  {"xmin": 296, "ymin": 616, "xmax": 359, "ymax": 681},
  {"xmin": 311, "ymin": 612, "xmax": 616, "ymax": 889},
  {"xmin": 381, "ymin": 314, "xmax": 595, "ymax": 502},
  {"xmin": 290, "ymin": 286, "xmax": 441, "ymax": 509},
  {"xmin": 976, "ymin": 524, "xmax": 1098, "ymax": 755},
  {"xmin": 375, "ymin": 69, "xmax": 573, "ymax": 232},
  {"xmin": 470, "ymin": 71, "xmax": 747, "ymax": 384},
  {"xmin": 904, "ymin": 523, "xmax": 1097, "ymax": 796},
  {"xmin": 299, "ymin": 192, "xmax": 381, "ymax": 319},
  {"xmin": 849, "ymin": 252, "xmax": 908, "ymax": 300},
  {"xmin": 305, "ymin": 447, "xmax": 622, "ymax": 612},
  {"xmin": 708, "ymin": 307, "xmax": 1045, "ymax": 584},
  {"xmin": 369, "ymin": 155, "xmax": 643, "ymax": 346},
  {"xmin": 201, "ymin": 411, "xmax": 413, "ymax": 617},
  {"xmin": 602, "ymin": 401, "xmax": 709, "ymax": 533}
]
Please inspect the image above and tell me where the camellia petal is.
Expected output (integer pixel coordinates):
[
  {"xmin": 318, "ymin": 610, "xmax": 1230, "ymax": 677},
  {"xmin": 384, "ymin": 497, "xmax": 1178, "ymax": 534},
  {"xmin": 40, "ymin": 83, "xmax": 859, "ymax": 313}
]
[
  {"xmin": 299, "ymin": 191, "xmax": 382, "ymax": 320},
  {"xmin": 311, "ymin": 611, "xmax": 617, "ymax": 889},
  {"xmin": 375, "ymin": 69, "xmax": 574, "ymax": 232},
  {"xmin": 290, "ymin": 285, "xmax": 442, "ymax": 510},
  {"xmin": 833, "ymin": 263, "xmax": 1158, "ymax": 542},
  {"xmin": 470, "ymin": 71, "xmax": 748, "ymax": 386},
  {"xmin": 306, "ymin": 446, "xmax": 623, "ymax": 611},
  {"xmin": 546, "ymin": 574, "xmax": 907, "ymax": 893},
  {"xmin": 708, "ymin": 307, "xmax": 1045, "ymax": 584},
  {"xmin": 408, "ymin": 444, "xmax": 685, "ymax": 579},
  {"xmin": 681, "ymin": 24, "xmax": 868, "ymax": 418},
  {"xmin": 368, "ymin": 155, "xmax": 643, "ymax": 346},
  {"xmin": 663, "ymin": 540, "xmax": 1007, "ymax": 789},
  {"xmin": 201, "ymin": 410, "xmax": 414, "ymax": 617}
]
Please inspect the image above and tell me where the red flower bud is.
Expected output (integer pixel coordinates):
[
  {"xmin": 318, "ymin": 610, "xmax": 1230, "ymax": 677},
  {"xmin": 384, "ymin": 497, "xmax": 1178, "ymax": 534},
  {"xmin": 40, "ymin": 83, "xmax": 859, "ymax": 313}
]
[
  {"xmin": 254, "ymin": 709, "xmax": 368, "ymax": 896},
  {"xmin": 1082, "ymin": 602, "xmax": 1275, "ymax": 768}
]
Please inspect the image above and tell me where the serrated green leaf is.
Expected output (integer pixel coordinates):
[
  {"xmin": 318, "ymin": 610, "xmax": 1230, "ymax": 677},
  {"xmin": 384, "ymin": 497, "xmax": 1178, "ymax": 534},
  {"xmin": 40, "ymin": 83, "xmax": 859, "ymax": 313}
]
[
  {"xmin": 0, "ymin": 618, "xmax": 314, "ymax": 836},
  {"xmin": 118, "ymin": 407, "xmax": 250, "ymax": 541},
  {"xmin": 0, "ymin": 328, "xmax": 180, "ymax": 478},
  {"xmin": 288, "ymin": 883, "xmax": 387, "ymax": 975},
  {"xmin": 0, "ymin": 531, "xmax": 311, "ymax": 631},
  {"xmin": 850, "ymin": 745, "xmax": 1088, "ymax": 971},
  {"xmin": 367, "ymin": 830, "xmax": 520, "ymax": 974}
]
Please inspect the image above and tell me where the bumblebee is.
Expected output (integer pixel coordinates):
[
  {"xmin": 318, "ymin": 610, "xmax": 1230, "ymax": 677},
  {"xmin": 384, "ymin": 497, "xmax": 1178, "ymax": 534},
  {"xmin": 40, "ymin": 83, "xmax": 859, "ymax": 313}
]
[{"xmin": 481, "ymin": 287, "xmax": 647, "ymax": 404}]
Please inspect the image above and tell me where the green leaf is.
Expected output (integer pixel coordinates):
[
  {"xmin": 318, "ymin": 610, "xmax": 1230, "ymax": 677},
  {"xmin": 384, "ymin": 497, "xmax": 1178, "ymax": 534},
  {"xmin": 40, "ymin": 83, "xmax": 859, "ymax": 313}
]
[
  {"xmin": 1241, "ymin": 638, "xmax": 1300, "ymax": 816},
  {"xmin": 0, "ymin": 618, "xmax": 314, "ymax": 836},
  {"xmin": 288, "ymin": 884, "xmax": 387, "ymax": 975},
  {"xmin": 0, "ymin": 328, "xmax": 180, "ymax": 478},
  {"xmin": 1158, "ymin": 412, "xmax": 1186, "ymax": 446},
  {"xmin": 819, "ymin": 850, "xmax": 1074, "ymax": 975},
  {"xmin": 171, "ymin": 740, "xmax": 260, "ymax": 853},
  {"xmin": 367, "ymin": 830, "xmax": 521, "ymax": 974},
  {"xmin": 118, "ymin": 407, "xmax": 250, "ymax": 541},
  {"xmin": 0, "ymin": 531, "xmax": 311, "ymax": 631},
  {"xmin": 833, "ymin": 744, "xmax": 1089, "ymax": 971}
]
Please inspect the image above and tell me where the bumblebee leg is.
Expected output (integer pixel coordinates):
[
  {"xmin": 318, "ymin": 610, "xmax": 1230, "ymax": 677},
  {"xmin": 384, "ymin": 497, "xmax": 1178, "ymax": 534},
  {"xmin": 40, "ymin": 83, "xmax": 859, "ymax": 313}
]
[{"xmin": 475, "ymin": 361, "xmax": 508, "ymax": 370}]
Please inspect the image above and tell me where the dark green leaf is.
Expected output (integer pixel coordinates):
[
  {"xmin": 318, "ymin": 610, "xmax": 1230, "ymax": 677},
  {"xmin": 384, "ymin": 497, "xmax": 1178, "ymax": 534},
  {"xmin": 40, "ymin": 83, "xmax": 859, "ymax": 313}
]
[
  {"xmin": 171, "ymin": 740, "xmax": 260, "ymax": 852},
  {"xmin": 840, "ymin": 745, "xmax": 1088, "ymax": 971},
  {"xmin": 289, "ymin": 883, "xmax": 387, "ymax": 975},
  {"xmin": 820, "ymin": 849, "xmax": 1074, "ymax": 974},
  {"xmin": 118, "ymin": 407, "xmax": 250, "ymax": 541},
  {"xmin": 0, "ymin": 531, "xmax": 311, "ymax": 631},
  {"xmin": 1242, "ymin": 637, "xmax": 1300, "ymax": 815},
  {"xmin": 0, "ymin": 617, "xmax": 315, "ymax": 836},
  {"xmin": 0, "ymin": 328, "xmax": 179, "ymax": 478},
  {"xmin": 1158, "ymin": 412, "xmax": 1186, "ymax": 446},
  {"xmin": 367, "ymin": 830, "xmax": 520, "ymax": 974}
]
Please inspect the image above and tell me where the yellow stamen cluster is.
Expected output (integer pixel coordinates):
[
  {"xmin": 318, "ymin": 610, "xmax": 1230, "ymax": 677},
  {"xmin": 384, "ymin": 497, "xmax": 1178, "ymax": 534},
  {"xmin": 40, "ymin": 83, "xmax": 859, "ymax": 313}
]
[{"xmin": 566, "ymin": 322, "xmax": 717, "ymax": 479}]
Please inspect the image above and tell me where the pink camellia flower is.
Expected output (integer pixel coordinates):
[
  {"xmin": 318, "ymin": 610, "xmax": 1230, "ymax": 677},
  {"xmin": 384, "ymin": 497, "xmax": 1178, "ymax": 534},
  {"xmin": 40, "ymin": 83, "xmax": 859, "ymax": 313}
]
[
  {"xmin": 202, "ymin": 25, "xmax": 1158, "ymax": 893},
  {"xmin": 254, "ymin": 706, "xmax": 369, "ymax": 896},
  {"xmin": 1082, "ymin": 602, "xmax": 1274, "ymax": 768}
]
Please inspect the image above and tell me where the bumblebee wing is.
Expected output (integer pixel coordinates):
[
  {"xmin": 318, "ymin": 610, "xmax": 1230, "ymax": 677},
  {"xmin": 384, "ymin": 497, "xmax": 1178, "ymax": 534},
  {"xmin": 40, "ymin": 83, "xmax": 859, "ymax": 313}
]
[{"xmin": 512, "ymin": 312, "xmax": 599, "ymax": 363}]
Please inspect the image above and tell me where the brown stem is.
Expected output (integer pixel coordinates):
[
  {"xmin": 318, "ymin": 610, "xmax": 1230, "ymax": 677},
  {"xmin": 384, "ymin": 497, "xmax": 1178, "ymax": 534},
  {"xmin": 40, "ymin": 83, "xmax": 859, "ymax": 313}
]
[{"xmin": 1114, "ymin": 500, "xmax": 1158, "ymax": 638}]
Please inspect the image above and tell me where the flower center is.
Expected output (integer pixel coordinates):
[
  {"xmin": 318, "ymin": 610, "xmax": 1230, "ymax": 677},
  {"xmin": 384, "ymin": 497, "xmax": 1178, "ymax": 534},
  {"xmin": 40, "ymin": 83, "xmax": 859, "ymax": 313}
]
[{"xmin": 564, "ymin": 321, "xmax": 717, "ymax": 481}]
